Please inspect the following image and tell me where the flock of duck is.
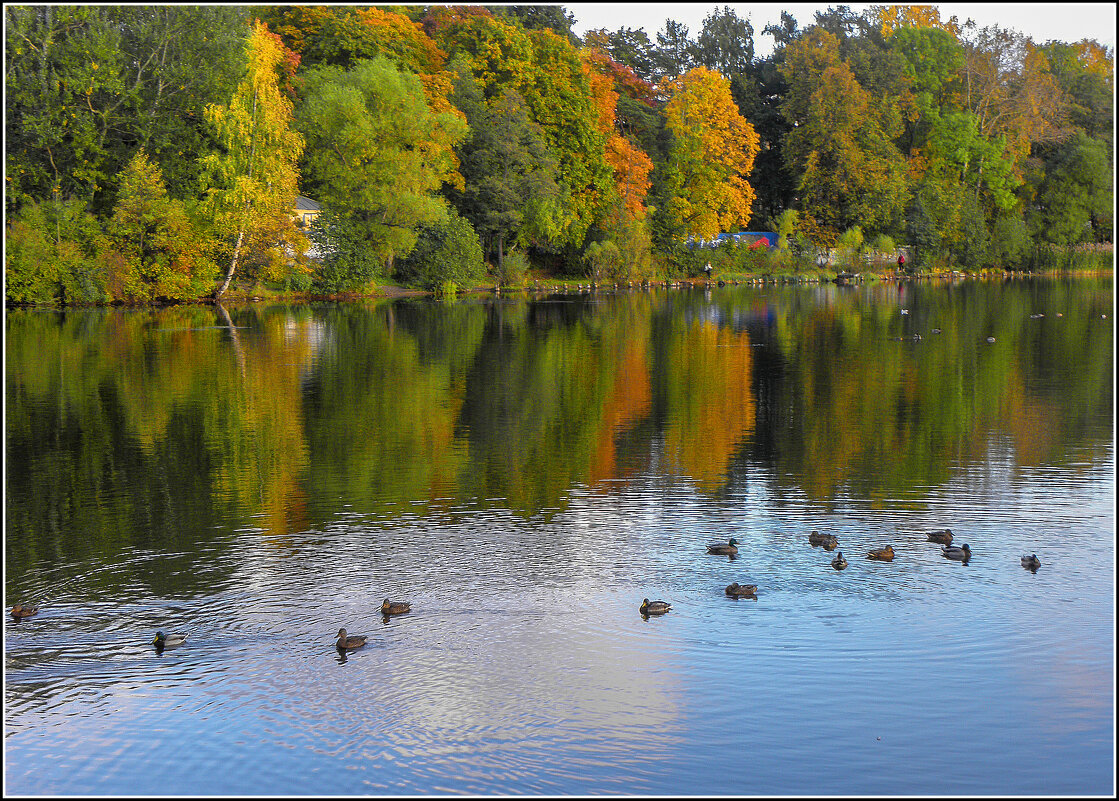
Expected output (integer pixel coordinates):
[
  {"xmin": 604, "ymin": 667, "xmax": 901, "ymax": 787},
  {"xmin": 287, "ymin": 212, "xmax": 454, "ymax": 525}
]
[
  {"xmin": 638, "ymin": 528, "xmax": 1042, "ymax": 617},
  {"xmin": 6, "ymin": 597, "xmax": 414, "ymax": 654},
  {"xmin": 8, "ymin": 533, "xmax": 1044, "ymax": 643}
]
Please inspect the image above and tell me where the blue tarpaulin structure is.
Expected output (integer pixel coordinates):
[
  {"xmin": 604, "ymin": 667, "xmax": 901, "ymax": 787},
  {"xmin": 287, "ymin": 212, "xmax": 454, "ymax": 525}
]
[{"xmin": 686, "ymin": 232, "xmax": 778, "ymax": 249}]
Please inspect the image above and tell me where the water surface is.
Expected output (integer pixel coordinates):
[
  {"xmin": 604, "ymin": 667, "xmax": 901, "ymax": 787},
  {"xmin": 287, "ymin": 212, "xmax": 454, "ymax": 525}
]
[{"xmin": 5, "ymin": 278, "xmax": 1114, "ymax": 795}]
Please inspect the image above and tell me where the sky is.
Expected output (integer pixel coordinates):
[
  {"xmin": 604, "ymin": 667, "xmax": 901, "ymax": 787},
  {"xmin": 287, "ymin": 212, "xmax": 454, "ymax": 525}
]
[{"xmin": 564, "ymin": 3, "xmax": 1117, "ymax": 58}]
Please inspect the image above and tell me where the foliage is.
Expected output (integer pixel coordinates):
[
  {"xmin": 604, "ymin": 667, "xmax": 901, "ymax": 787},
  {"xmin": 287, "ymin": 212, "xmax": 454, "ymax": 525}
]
[
  {"xmin": 395, "ymin": 209, "xmax": 486, "ymax": 292},
  {"xmin": 306, "ymin": 209, "xmax": 385, "ymax": 293},
  {"xmin": 108, "ymin": 149, "xmax": 213, "ymax": 302},
  {"xmin": 3, "ymin": 5, "xmax": 1114, "ymax": 304},
  {"xmin": 296, "ymin": 55, "xmax": 467, "ymax": 276},
  {"xmin": 5, "ymin": 197, "xmax": 108, "ymax": 304},
  {"xmin": 447, "ymin": 67, "xmax": 560, "ymax": 271},
  {"xmin": 4, "ymin": 6, "xmax": 247, "ymax": 216},
  {"xmin": 495, "ymin": 249, "xmax": 530, "ymax": 288},
  {"xmin": 200, "ymin": 21, "xmax": 304, "ymax": 299},
  {"xmin": 661, "ymin": 67, "xmax": 759, "ymax": 240}
]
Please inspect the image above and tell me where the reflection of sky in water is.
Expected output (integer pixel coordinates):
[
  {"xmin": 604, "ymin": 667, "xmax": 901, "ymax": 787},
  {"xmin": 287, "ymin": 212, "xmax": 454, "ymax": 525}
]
[{"xmin": 10, "ymin": 447, "xmax": 1111, "ymax": 794}]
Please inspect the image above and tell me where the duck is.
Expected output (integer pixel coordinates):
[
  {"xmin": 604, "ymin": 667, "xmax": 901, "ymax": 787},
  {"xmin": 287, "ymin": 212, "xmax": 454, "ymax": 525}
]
[
  {"xmin": 336, "ymin": 628, "xmax": 367, "ymax": 650},
  {"xmin": 942, "ymin": 543, "xmax": 971, "ymax": 561},
  {"xmin": 640, "ymin": 598, "xmax": 672, "ymax": 616},
  {"xmin": 831, "ymin": 551, "xmax": 848, "ymax": 570},
  {"xmin": 867, "ymin": 545, "xmax": 895, "ymax": 561},
  {"xmin": 808, "ymin": 531, "xmax": 839, "ymax": 550},
  {"xmin": 381, "ymin": 599, "xmax": 411, "ymax": 616},
  {"xmin": 925, "ymin": 529, "xmax": 953, "ymax": 545},
  {"xmin": 10, "ymin": 603, "xmax": 39, "ymax": 620},
  {"xmin": 1021, "ymin": 553, "xmax": 1041, "ymax": 570},
  {"xmin": 725, "ymin": 582, "xmax": 758, "ymax": 598},
  {"xmin": 152, "ymin": 631, "xmax": 187, "ymax": 650},
  {"xmin": 706, "ymin": 538, "xmax": 739, "ymax": 555}
]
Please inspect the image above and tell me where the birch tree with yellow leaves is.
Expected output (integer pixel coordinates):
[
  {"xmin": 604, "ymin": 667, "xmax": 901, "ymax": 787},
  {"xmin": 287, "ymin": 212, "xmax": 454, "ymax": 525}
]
[{"xmin": 201, "ymin": 21, "xmax": 304, "ymax": 300}]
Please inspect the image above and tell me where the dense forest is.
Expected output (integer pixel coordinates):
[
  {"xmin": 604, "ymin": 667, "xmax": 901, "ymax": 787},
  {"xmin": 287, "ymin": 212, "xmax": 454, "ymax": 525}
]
[{"xmin": 5, "ymin": 4, "xmax": 1114, "ymax": 305}]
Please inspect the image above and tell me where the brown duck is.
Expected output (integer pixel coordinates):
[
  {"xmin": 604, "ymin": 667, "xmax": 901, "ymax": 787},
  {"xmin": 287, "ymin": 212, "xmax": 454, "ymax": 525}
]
[
  {"xmin": 381, "ymin": 599, "xmax": 411, "ymax": 616},
  {"xmin": 336, "ymin": 628, "xmax": 368, "ymax": 650},
  {"xmin": 867, "ymin": 545, "xmax": 895, "ymax": 562}
]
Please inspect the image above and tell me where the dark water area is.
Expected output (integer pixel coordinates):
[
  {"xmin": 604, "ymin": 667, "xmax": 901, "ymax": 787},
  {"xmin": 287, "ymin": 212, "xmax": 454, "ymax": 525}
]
[{"xmin": 5, "ymin": 277, "xmax": 1114, "ymax": 794}]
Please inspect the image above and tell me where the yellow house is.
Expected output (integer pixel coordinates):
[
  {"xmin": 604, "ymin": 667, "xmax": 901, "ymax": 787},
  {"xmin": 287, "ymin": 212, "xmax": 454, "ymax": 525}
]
[{"xmin": 294, "ymin": 195, "xmax": 321, "ymax": 227}]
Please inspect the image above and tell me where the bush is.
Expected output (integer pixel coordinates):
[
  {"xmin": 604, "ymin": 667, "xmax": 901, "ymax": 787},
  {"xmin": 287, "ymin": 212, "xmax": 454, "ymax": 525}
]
[
  {"xmin": 497, "ymin": 249, "xmax": 529, "ymax": 288},
  {"xmin": 5, "ymin": 198, "xmax": 109, "ymax": 305},
  {"xmin": 308, "ymin": 210, "xmax": 385, "ymax": 293},
  {"xmin": 395, "ymin": 210, "xmax": 486, "ymax": 292}
]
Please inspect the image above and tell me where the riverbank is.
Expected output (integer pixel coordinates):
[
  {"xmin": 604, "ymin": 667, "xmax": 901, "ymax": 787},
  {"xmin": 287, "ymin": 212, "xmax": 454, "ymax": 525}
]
[{"xmin": 5, "ymin": 265, "xmax": 1111, "ymax": 309}]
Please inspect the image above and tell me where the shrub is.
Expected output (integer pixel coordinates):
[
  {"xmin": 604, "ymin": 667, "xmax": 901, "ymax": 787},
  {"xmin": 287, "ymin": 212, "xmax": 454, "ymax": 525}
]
[
  {"xmin": 5, "ymin": 198, "xmax": 109, "ymax": 305},
  {"xmin": 395, "ymin": 210, "xmax": 486, "ymax": 292},
  {"xmin": 497, "ymin": 249, "xmax": 530, "ymax": 288}
]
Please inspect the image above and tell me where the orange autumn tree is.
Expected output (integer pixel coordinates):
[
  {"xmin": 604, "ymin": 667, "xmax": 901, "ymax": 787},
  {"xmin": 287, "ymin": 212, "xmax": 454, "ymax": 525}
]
[
  {"xmin": 582, "ymin": 48, "xmax": 654, "ymax": 223},
  {"xmin": 661, "ymin": 66, "xmax": 759, "ymax": 240}
]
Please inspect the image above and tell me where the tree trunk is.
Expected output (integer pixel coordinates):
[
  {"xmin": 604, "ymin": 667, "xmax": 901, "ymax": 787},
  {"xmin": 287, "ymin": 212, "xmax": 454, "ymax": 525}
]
[{"xmin": 213, "ymin": 227, "xmax": 244, "ymax": 300}]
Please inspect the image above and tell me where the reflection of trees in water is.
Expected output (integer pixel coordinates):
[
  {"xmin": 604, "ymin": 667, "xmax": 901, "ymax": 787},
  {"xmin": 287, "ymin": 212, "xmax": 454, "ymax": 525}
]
[{"xmin": 6, "ymin": 281, "xmax": 1112, "ymax": 592}]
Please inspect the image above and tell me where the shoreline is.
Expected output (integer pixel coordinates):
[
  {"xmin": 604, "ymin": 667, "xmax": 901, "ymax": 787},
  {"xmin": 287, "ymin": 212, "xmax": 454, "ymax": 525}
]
[{"xmin": 5, "ymin": 268, "xmax": 1112, "ymax": 309}]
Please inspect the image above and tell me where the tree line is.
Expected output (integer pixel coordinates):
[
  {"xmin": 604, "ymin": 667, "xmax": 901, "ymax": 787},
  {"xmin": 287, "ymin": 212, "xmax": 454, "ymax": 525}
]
[{"xmin": 5, "ymin": 4, "xmax": 1114, "ymax": 305}]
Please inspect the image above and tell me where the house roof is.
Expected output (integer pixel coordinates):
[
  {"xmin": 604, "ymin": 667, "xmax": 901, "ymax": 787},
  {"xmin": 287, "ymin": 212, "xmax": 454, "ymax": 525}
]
[{"xmin": 295, "ymin": 196, "xmax": 321, "ymax": 211}]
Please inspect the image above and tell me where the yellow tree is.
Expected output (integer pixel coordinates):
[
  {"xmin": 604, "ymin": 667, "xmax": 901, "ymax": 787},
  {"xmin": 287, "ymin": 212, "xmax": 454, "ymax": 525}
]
[
  {"xmin": 661, "ymin": 66, "xmax": 759, "ymax": 239},
  {"xmin": 201, "ymin": 21, "xmax": 304, "ymax": 300},
  {"xmin": 871, "ymin": 4, "xmax": 961, "ymax": 37}
]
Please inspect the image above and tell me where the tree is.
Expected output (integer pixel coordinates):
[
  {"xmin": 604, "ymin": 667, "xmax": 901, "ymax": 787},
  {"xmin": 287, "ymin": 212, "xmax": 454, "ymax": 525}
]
[
  {"xmin": 781, "ymin": 30, "xmax": 908, "ymax": 235},
  {"xmin": 449, "ymin": 71, "xmax": 560, "ymax": 273},
  {"xmin": 297, "ymin": 56, "xmax": 467, "ymax": 277},
  {"xmin": 395, "ymin": 209, "xmax": 486, "ymax": 292},
  {"xmin": 108, "ymin": 149, "xmax": 210, "ymax": 301},
  {"xmin": 694, "ymin": 6, "xmax": 754, "ymax": 77},
  {"xmin": 1032, "ymin": 133, "xmax": 1112, "ymax": 244},
  {"xmin": 661, "ymin": 67, "xmax": 760, "ymax": 239},
  {"xmin": 653, "ymin": 20, "xmax": 695, "ymax": 81},
  {"xmin": 200, "ymin": 21, "xmax": 304, "ymax": 299},
  {"xmin": 4, "ymin": 6, "xmax": 246, "ymax": 216},
  {"xmin": 583, "ymin": 26, "xmax": 656, "ymax": 84}
]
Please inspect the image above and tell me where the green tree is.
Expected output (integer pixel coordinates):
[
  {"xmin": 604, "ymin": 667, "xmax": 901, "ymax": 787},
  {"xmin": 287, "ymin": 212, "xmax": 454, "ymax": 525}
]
[
  {"xmin": 448, "ymin": 68, "xmax": 560, "ymax": 273},
  {"xmin": 4, "ymin": 6, "xmax": 246, "ymax": 216},
  {"xmin": 296, "ymin": 55, "xmax": 467, "ymax": 279},
  {"xmin": 694, "ymin": 5, "xmax": 754, "ymax": 76},
  {"xmin": 200, "ymin": 21, "xmax": 304, "ymax": 299},
  {"xmin": 1032, "ymin": 133, "xmax": 1113, "ymax": 245},
  {"xmin": 396, "ymin": 209, "xmax": 486, "ymax": 292},
  {"xmin": 653, "ymin": 19, "xmax": 695, "ymax": 80},
  {"xmin": 108, "ymin": 149, "xmax": 211, "ymax": 301}
]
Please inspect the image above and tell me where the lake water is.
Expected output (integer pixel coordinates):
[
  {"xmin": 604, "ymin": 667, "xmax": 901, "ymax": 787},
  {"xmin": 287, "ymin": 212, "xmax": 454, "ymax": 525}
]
[{"xmin": 5, "ymin": 278, "xmax": 1114, "ymax": 795}]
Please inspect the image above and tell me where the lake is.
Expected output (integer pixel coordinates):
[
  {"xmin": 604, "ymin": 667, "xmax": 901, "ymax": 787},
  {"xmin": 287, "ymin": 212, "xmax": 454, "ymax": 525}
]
[{"xmin": 4, "ymin": 277, "xmax": 1114, "ymax": 795}]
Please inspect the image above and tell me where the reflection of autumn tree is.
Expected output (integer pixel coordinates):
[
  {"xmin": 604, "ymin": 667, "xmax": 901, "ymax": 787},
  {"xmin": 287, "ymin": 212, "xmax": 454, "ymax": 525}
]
[
  {"xmin": 657, "ymin": 320, "xmax": 756, "ymax": 492},
  {"xmin": 761, "ymin": 280, "xmax": 1113, "ymax": 501},
  {"xmin": 4, "ymin": 305, "xmax": 315, "ymax": 589},
  {"xmin": 586, "ymin": 300, "xmax": 654, "ymax": 486},
  {"xmin": 301, "ymin": 302, "xmax": 485, "ymax": 515}
]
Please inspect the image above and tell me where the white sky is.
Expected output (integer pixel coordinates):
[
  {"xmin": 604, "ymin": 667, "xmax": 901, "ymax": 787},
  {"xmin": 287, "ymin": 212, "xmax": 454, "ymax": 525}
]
[{"xmin": 564, "ymin": 3, "xmax": 1118, "ymax": 58}]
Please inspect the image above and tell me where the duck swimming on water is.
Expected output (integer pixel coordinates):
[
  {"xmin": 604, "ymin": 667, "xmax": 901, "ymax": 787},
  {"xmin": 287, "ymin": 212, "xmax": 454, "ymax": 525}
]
[
  {"xmin": 867, "ymin": 545, "xmax": 895, "ymax": 562},
  {"xmin": 706, "ymin": 538, "xmax": 739, "ymax": 555},
  {"xmin": 640, "ymin": 599, "xmax": 672, "ymax": 615},
  {"xmin": 942, "ymin": 543, "xmax": 971, "ymax": 561},
  {"xmin": 336, "ymin": 628, "xmax": 367, "ymax": 650}
]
